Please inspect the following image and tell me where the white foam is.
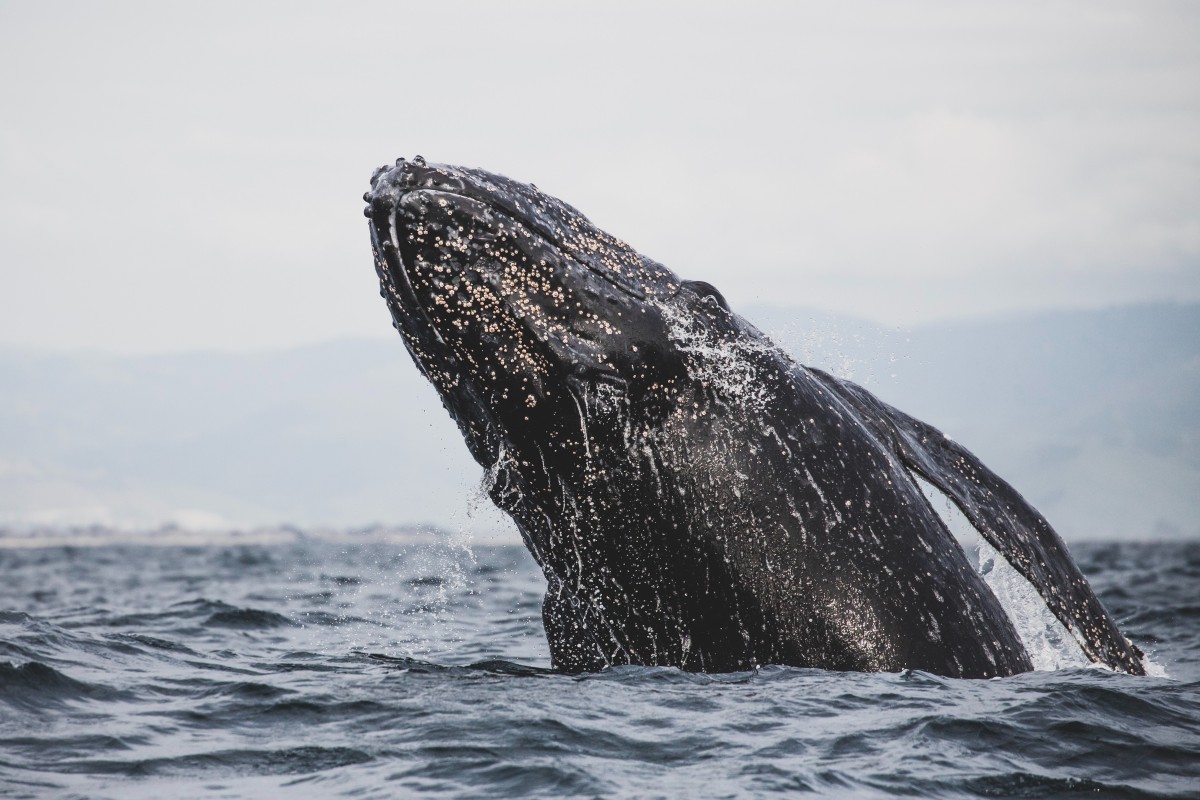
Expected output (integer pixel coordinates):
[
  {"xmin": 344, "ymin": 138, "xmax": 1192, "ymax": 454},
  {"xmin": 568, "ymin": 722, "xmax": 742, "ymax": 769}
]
[
  {"xmin": 912, "ymin": 473, "xmax": 1093, "ymax": 671},
  {"xmin": 658, "ymin": 298, "xmax": 778, "ymax": 414}
]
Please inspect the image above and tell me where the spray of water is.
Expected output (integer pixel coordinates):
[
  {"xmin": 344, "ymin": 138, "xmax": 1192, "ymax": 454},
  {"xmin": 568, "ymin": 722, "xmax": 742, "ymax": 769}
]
[{"xmin": 911, "ymin": 473, "xmax": 1164, "ymax": 675}]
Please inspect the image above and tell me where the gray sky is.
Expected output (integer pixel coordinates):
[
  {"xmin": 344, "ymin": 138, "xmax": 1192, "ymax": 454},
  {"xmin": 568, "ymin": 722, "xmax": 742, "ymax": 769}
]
[{"xmin": 2, "ymin": 1, "xmax": 1197, "ymax": 354}]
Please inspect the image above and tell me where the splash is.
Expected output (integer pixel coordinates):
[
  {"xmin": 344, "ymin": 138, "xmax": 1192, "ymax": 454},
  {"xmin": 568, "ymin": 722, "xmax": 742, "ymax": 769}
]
[
  {"xmin": 912, "ymin": 473, "xmax": 1090, "ymax": 671},
  {"xmin": 657, "ymin": 298, "xmax": 778, "ymax": 414}
]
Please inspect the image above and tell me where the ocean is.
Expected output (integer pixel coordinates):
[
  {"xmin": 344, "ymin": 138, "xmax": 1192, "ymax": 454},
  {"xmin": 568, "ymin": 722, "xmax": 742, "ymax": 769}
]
[{"xmin": 1, "ymin": 533, "xmax": 1197, "ymax": 798}]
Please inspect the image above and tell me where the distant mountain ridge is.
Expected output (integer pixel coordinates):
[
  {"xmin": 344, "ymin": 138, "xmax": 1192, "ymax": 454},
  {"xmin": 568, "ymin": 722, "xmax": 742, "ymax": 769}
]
[
  {"xmin": 753, "ymin": 303, "xmax": 1199, "ymax": 540},
  {"xmin": 1, "ymin": 303, "xmax": 1196, "ymax": 540}
]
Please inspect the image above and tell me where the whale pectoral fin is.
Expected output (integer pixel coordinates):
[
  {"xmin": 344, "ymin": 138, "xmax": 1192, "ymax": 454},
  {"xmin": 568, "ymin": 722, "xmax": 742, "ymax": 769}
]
[{"xmin": 808, "ymin": 369, "xmax": 1146, "ymax": 675}]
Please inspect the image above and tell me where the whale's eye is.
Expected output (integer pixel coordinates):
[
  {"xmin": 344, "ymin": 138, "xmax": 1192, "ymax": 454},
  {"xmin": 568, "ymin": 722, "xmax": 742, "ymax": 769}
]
[{"xmin": 682, "ymin": 280, "xmax": 730, "ymax": 312}]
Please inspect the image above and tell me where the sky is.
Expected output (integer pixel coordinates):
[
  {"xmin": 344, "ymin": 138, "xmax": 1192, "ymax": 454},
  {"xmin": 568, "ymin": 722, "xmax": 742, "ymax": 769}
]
[{"xmin": 1, "ymin": 1, "xmax": 1198, "ymax": 354}]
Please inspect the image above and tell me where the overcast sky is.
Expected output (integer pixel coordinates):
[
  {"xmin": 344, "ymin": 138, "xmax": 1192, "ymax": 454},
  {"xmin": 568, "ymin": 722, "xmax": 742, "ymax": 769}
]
[{"xmin": 1, "ymin": 1, "xmax": 1197, "ymax": 354}]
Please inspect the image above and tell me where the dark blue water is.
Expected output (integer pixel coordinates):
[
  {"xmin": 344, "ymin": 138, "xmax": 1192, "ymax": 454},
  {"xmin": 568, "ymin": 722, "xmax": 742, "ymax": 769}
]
[{"xmin": 1, "ymin": 535, "xmax": 1197, "ymax": 798}]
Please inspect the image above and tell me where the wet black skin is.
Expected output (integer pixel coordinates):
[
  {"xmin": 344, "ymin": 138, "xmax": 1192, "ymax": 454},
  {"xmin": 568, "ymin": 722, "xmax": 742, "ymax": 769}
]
[{"xmin": 364, "ymin": 157, "xmax": 1145, "ymax": 677}]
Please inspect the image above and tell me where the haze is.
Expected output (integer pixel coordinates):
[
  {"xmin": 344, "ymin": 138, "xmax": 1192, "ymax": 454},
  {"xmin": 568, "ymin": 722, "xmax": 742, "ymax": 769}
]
[
  {"xmin": 1, "ymin": 2, "xmax": 1197, "ymax": 540},
  {"xmin": 2, "ymin": 1, "xmax": 1197, "ymax": 354}
]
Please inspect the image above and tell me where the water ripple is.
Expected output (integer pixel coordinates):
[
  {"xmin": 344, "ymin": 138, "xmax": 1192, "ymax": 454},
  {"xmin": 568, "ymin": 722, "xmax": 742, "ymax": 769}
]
[{"xmin": 0, "ymin": 539, "xmax": 1195, "ymax": 799}]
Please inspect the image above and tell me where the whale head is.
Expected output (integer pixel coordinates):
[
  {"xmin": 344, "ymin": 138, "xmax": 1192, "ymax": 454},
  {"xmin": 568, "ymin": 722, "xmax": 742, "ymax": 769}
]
[{"xmin": 364, "ymin": 158, "xmax": 730, "ymax": 469}]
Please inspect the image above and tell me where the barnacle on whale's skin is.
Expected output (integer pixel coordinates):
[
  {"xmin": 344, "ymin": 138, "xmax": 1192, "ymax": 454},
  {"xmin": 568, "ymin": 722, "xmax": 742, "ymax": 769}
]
[{"xmin": 364, "ymin": 157, "xmax": 1146, "ymax": 678}]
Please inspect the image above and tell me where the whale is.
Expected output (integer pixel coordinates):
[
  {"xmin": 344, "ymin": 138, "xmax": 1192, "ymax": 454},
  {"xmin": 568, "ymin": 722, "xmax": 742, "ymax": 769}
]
[{"xmin": 363, "ymin": 157, "xmax": 1146, "ymax": 678}]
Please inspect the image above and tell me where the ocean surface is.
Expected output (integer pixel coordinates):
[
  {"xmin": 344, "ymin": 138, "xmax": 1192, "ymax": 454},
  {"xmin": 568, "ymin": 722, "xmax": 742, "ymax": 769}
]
[{"xmin": 1, "ymin": 533, "xmax": 1197, "ymax": 799}]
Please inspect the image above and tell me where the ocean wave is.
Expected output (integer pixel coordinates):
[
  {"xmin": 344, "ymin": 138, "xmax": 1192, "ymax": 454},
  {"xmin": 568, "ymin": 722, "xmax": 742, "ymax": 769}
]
[{"xmin": 0, "ymin": 539, "xmax": 1195, "ymax": 799}]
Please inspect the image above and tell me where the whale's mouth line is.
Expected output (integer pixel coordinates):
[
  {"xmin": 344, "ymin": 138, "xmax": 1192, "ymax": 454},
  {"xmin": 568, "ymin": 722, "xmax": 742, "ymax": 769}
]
[
  {"xmin": 382, "ymin": 204, "xmax": 448, "ymax": 350},
  {"xmin": 372, "ymin": 203, "xmax": 499, "ymax": 453}
]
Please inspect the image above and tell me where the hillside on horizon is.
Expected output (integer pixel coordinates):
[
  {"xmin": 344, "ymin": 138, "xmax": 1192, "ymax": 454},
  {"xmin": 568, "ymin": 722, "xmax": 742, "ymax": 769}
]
[{"xmin": 1, "ymin": 302, "xmax": 1196, "ymax": 542}]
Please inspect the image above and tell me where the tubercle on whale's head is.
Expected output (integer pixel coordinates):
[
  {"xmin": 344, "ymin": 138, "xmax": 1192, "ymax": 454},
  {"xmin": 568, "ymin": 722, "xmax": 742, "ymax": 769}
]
[{"xmin": 364, "ymin": 157, "xmax": 692, "ymax": 464}]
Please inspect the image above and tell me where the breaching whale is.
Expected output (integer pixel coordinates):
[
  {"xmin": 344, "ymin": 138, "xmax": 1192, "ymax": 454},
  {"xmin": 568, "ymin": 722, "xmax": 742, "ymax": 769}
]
[{"xmin": 363, "ymin": 157, "xmax": 1145, "ymax": 678}]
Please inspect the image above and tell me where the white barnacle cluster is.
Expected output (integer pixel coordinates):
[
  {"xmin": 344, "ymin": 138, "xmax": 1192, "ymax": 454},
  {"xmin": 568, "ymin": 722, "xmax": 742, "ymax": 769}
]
[
  {"xmin": 446, "ymin": 213, "xmax": 631, "ymax": 380},
  {"xmin": 553, "ymin": 204, "xmax": 681, "ymax": 303},
  {"xmin": 411, "ymin": 218, "xmax": 556, "ymax": 387}
]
